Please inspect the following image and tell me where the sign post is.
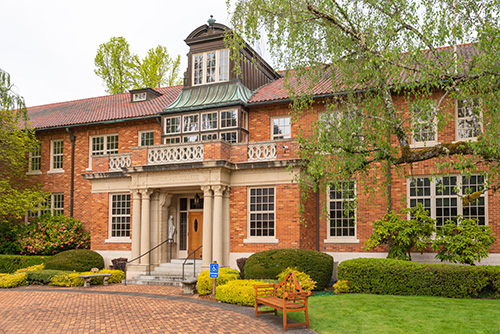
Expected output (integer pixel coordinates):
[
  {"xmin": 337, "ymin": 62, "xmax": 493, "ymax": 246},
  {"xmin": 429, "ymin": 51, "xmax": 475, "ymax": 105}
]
[{"xmin": 209, "ymin": 261, "xmax": 219, "ymax": 297}]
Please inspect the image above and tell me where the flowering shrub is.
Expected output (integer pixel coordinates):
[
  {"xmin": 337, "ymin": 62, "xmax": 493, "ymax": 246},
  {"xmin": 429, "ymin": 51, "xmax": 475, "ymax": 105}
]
[{"xmin": 18, "ymin": 215, "xmax": 90, "ymax": 255}]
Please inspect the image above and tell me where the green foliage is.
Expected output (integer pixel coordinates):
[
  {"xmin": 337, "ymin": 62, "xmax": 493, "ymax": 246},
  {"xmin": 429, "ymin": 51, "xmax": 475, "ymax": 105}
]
[
  {"xmin": 432, "ymin": 218, "xmax": 496, "ymax": 265},
  {"xmin": 364, "ymin": 204, "xmax": 436, "ymax": 261},
  {"xmin": 0, "ymin": 219, "xmax": 24, "ymax": 254},
  {"xmin": 0, "ymin": 271, "xmax": 27, "ymax": 288},
  {"xmin": 49, "ymin": 269, "xmax": 123, "ymax": 287},
  {"xmin": 0, "ymin": 69, "xmax": 47, "ymax": 220},
  {"xmin": 94, "ymin": 37, "xmax": 181, "ymax": 94},
  {"xmin": 244, "ymin": 248, "xmax": 333, "ymax": 290},
  {"xmin": 44, "ymin": 249, "xmax": 104, "ymax": 272},
  {"xmin": 50, "ymin": 272, "xmax": 84, "ymax": 287},
  {"xmin": 197, "ymin": 268, "xmax": 239, "ymax": 295},
  {"xmin": 332, "ymin": 280, "xmax": 349, "ymax": 294},
  {"xmin": 26, "ymin": 269, "xmax": 66, "ymax": 285},
  {"xmin": 338, "ymin": 258, "xmax": 500, "ymax": 298},
  {"xmin": 18, "ymin": 215, "xmax": 90, "ymax": 255},
  {"xmin": 0, "ymin": 254, "xmax": 46, "ymax": 273},
  {"xmin": 216, "ymin": 279, "xmax": 266, "ymax": 306},
  {"xmin": 276, "ymin": 267, "xmax": 317, "ymax": 291}
]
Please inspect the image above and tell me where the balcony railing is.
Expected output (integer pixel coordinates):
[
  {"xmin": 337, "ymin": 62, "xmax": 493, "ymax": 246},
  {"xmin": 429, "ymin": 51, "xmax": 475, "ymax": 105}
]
[
  {"xmin": 148, "ymin": 144, "xmax": 204, "ymax": 165},
  {"xmin": 248, "ymin": 142, "xmax": 277, "ymax": 162},
  {"xmin": 109, "ymin": 153, "xmax": 132, "ymax": 171}
]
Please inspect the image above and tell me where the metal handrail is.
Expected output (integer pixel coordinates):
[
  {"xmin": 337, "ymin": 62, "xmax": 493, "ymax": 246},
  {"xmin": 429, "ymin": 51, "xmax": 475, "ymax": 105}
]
[
  {"xmin": 123, "ymin": 238, "xmax": 173, "ymax": 286},
  {"xmin": 182, "ymin": 245, "xmax": 202, "ymax": 280}
]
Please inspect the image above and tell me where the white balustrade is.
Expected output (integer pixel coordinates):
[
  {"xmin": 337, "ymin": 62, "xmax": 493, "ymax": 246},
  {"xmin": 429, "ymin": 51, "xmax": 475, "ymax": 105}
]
[
  {"xmin": 248, "ymin": 143, "xmax": 277, "ymax": 162},
  {"xmin": 109, "ymin": 153, "xmax": 132, "ymax": 171},
  {"xmin": 148, "ymin": 144, "xmax": 204, "ymax": 165}
]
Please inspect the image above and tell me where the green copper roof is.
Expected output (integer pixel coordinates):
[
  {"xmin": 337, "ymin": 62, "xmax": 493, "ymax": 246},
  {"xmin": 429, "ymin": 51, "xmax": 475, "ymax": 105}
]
[{"xmin": 162, "ymin": 80, "xmax": 253, "ymax": 114}]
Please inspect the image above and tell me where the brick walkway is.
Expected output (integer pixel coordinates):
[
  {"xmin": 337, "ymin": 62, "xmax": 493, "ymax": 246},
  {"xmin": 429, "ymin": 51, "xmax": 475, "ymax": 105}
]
[{"xmin": 0, "ymin": 285, "xmax": 316, "ymax": 334}]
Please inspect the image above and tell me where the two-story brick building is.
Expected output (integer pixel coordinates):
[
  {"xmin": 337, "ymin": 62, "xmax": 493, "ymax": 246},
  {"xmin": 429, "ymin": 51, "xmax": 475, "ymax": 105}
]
[{"xmin": 26, "ymin": 20, "xmax": 500, "ymax": 278}]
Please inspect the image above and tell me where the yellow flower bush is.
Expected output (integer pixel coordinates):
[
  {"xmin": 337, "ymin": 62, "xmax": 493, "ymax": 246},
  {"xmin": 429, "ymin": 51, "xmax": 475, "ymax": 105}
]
[
  {"xmin": 16, "ymin": 264, "xmax": 45, "ymax": 272},
  {"xmin": 0, "ymin": 272, "xmax": 27, "ymax": 288},
  {"xmin": 197, "ymin": 268, "xmax": 240, "ymax": 295},
  {"xmin": 216, "ymin": 279, "xmax": 266, "ymax": 306},
  {"xmin": 50, "ymin": 269, "xmax": 124, "ymax": 287},
  {"xmin": 277, "ymin": 267, "xmax": 317, "ymax": 291},
  {"xmin": 333, "ymin": 280, "xmax": 349, "ymax": 294}
]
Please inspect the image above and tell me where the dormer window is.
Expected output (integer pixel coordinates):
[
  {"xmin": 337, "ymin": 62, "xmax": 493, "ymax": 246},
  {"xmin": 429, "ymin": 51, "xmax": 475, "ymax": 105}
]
[
  {"xmin": 193, "ymin": 49, "xmax": 229, "ymax": 85},
  {"xmin": 129, "ymin": 88, "xmax": 162, "ymax": 103},
  {"xmin": 133, "ymin": 92, "xmax": 147, "ymax": 102}
]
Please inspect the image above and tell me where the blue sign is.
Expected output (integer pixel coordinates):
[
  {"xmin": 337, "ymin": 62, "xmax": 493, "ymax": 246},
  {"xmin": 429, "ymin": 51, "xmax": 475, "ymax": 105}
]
[{"xmin": 209, "ymin": 263, "xmax": 219, "ymax": 278}]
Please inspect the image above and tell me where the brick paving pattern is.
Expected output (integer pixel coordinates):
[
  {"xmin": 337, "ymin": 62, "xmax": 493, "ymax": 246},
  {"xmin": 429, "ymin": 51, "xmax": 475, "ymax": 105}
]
[{"xmin": 0, "ymin": 285, "xmax": 315, "ymax": 334}]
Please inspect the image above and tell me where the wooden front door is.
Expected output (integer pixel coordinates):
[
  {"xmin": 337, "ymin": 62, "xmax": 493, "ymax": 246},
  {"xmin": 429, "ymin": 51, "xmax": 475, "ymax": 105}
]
[{"xmin": 188, "ymin": 212, "xmax": 203, "ymax": 259}]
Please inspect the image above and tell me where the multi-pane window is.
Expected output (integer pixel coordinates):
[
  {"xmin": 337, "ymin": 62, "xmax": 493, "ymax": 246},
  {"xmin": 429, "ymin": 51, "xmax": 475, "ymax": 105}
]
[
  {"xmin": 408, "ymin": 175, "xmax": 486, "ymax": 227},
  {"xmin": 133, "ymin": 92, "xmax": 146, "ymax": 102},
  {"xmin": 249, "ymin": 187, "xmax": 275, "ymax": 238},
  {"xmin": 192, "ymin": 49, "xmax": 230, "ymax": 85},
  {"xmin": 220, "ymin": 110, "xmax": 238, "ymax": 128},
  {"xmin": 328, "ymin": 181, "xmax": 356, "ymax": 238},
  {"xmin": 272, "ymin": 116, "xmax": 291, "ymax": 140},
  {"xmin": 91, "ymin": 135, "xmax": 118, "ymax": 156},
  {"xmin": 201, "ymin": 133, "xmax": 218, "ymax": 141},
  {"xmin": 220, "ymin": 131, "xmax": 237, "ymax": 143},
  {"xmin": 164, "ymin": 137, "xmax": 181, "ymax": 145},
  {"xmin": 110, "ymin": 194, "xmax": 131, "ymax": 238},
  {"xmin": 411, "ymin": 101, "xmax": 436, "ymax": 145},
  {"xmin": 51, "ymin": 139, "xmax": 64, "ymax": 170},
  {"xmin": 183, "ymin": 114, "xmax": 199, "ymax": 133},
  {"xmin": 183, "ymin": 135, "xmax": 199, "ymax": 143},
  {"xmin": 27, "ymin": 193, "xmax": 64, "ymax": 219},
  {"xmin": 29, "ymin": 143, "xmax": 41, "ymax": 172},
  {"xmin": 457, "ymin": 98, "xmax": 482, "ymax": 140},
  {"xmin": 139, "ymin": 131, "xmax": 154, "ymax": 146},
  {"xmin": 202, "ymin": 112, "xmax": 218, "ymax": 130},
  {"xmin": 165, "ymin": 116, "xmax": 181, "ymax": 134}
]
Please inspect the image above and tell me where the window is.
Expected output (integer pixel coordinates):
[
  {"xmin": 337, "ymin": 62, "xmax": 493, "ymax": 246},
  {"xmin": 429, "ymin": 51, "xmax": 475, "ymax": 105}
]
[
  {"xmin": 408, "ymin": 175, "xmax": 486, "ymax": 227},
  {"xmin": 221, "ymin": 131, "xmax": 237, "ymax": 143},
  {"xmin": 241, "ymin": 110, "xmax": 248, "ymax": 130},
  {"xmin": 165, "ymin": 116, "xmax": 181, "ymax": 134},
  {"xmin": 27, "ymin": 193, "xmax": 64, "ymax": 219},
  {"xmin": 183, "ymin": 114, "xmax": 199, "ymax": 133},
  {"xmin": 91, "ymin": 134, "xmax": 118, "ymax": 156},
  {"xmin": 183, "ymin": 135, "xmax": 199, "ymax": 143},
  {"xmin": 139, "ymin": 130, "xmax": 154, "ymax": 146},
  {"xmin": 50, "ymin": 139, "xmax": 64, "ymax": 171},
  {"xmin": 29, "ymin": 143, "xmax": 41, "ymax": 173},
  {"xmin": 201, "ymin": 133, "xmax": 218, "ymax": 141},
  {"xmin": 133, "ymin": 92, "xmax": 146, "ymax": 102},
  {"xmin": 457, "ymin": 98, "xmax": 482, "ymax": 140},
  {"xmin": 328, "ymin": 181, "xmax": 356, "ymax": 239},
  {"xmin": 248, "ymin": 187, "xmax": 275, "ymax": 238},
  {"xmin": 272, "ymin": 116, "xmax": 291, "ymax": 140},
  {"xmin": 220, "ymin": 110, "xmax": 238, "ymax": 128},
  {"xmin": 411, "ymin": 100, "xmax": 437, "ymax": 146},
  {"xmin": 110, "ymin": 193, "xmax": 131, "ymax": 238},
  {"xmin": 164, "ymin": 137, "xmax": 181, "ymax": 145},
  {"xmin": 192, "ymin": 49, "xmax": 230, "ymax": 85},
  {"xmin": 202, "ymin": 112, "xmax": 218, "ymax": 130}
]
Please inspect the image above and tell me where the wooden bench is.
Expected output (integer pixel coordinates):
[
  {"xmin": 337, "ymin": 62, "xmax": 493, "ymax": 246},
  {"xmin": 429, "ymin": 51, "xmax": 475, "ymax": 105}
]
[
  {"xmin": 78, "ymin": 274, "xmax": 112, "ymax": 288},
  {"xmin": 254, "ymin": 272, "xmax": 311, "ymax": 332}
]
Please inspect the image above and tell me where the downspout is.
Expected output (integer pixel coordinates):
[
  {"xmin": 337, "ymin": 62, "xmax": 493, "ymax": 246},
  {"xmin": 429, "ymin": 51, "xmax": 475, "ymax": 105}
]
[
  {"xmin": 66, "ymin": 128, "xmax": 75, "ymax": 217},
  {"xmin": 387, "ymin": 128, "xmax": 392, "ymax": 213},
  {"xmin": 316, "ymin": 183, "xmax": 320, "ymax": 251}
]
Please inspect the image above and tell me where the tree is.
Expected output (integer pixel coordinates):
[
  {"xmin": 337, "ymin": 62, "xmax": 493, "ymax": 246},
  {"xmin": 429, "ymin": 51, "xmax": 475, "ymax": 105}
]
[
  {"xmin": 229, "ymin": 0, "xmax": 500, "ymax": 202},
  {"xmin": 0, "ymin": 68, "xmax": 47, "ymax": 219},
  {"xmin": 432, "ymin": 217, "xmax": 496, "ymax": 265},
  {"xmin": 364, "ymin": 204, "xmax": 436, "ymax": 261},
  {"xmin": 94, "ymin": 37, "xmax": 181, "ymax": 94}
]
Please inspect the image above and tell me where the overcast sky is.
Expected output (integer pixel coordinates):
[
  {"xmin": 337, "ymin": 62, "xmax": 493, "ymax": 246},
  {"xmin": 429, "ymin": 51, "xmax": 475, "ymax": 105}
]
[{"xmin": 1, "ymin": 0, "xmax": 263, "ymax": 107}]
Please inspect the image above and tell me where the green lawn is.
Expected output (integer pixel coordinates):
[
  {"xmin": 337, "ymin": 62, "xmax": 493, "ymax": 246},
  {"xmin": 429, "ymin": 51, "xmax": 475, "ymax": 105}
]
[{"xmin": 285, "ymin": 294, "xmax": 500, "ymax": 334}]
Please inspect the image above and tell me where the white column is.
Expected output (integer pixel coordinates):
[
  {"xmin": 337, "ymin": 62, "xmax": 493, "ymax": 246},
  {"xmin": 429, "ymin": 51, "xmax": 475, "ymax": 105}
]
[
  {"xmin": 201, "ymin": 186, "xmax": 213, "ymax": 269},
  {"xmin": 212, "ymin": 185, "xmax": 225, "ymax": 265},
  {"xmin": 223, "ymin": 186, "xmax": 230, "ymax": 267},
  {"xmin": 140, "ymin": 189, "xmax": 152, "ymax": 265},
  {"xmin": 131, "ymin": 189, "xmax": 141, "ymax": 264}
]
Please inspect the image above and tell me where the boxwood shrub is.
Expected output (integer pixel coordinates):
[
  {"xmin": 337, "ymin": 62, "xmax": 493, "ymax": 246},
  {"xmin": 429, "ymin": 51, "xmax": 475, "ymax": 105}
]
[
  {"xmin": 26, "ymin": 270, "xmax": 67, "ymax": 285},
  {"xmin": 338, "ymin": 258, "xmax": 500, "ymax": 298},
  {"xmin": 0, "ymin": 254, "xmax": 47, "ymax": 273},
  {"xmin": 244, "ymin": 249, "xmax": 334, "ymax": 290},
  {"xmin": 44, "ymin": 249, "xmax": 104, "ymax": 272}
]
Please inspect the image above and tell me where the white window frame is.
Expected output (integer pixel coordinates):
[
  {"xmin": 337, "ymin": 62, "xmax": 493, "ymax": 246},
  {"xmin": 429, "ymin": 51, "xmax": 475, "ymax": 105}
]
[
  {"xmin": 325, "ymin": 181, "xmax": 359, "ymax": 244},
  {"xmin": 132, "ymin": 92, "xmax": 147, "ymax": 102},
  {"xmin": 26, "ymin": 193, "xmax": 64, "ymax": 220},
  {"xmin": 192, "ymin": 49, "xmax": 230, "ymax": 86},
  {"xmin": 407, "ymin": 174, "xmax": 488, "ymax": 227},
  {"xmin": 220, "ymin": 109, "xmax": 238, "ymax": 129},
  {"xmin": 49, "ymin": 139, "xmax": 64, "ymax": 173},
  {"xmin": 220, "ymin": 131, "xmax": 238, "ymax": 143},
  {"xmin": 183, "ymin": 135, "xmax": 199, "ymax": 143},
  {"xmin": 87, "ymin": 134, "xmax": 119, "ymax": 171},
  {"xmin": 201, "ymin": 111, "xmax": 218, "ymax": 131},
  {"xmin": 410, "ymin": 101, "xmax": 438, "ymax": 148},
  {"xmin": 244, "ymin": 187, "xmax": 279, "ymax": 244},
  {"xmin": 201, "ymin": 132, "xmax": 218, "ymax": 141},
  {"xmin": 164, "ymin": 136, "xmax": 181, "ymax": 145},
  {"xmin": 138, "ymin": 130, "xmax": 155, "ymax": 146},
  {"xmin": 106, "ymin": 193, "xmax": 131, "ymax": 243},
  {"xmin": 456, "ymin": 98, "xmax": 482, "ymax": 141},
  {"xmin": 28, "ymin": 143, "xmax": 42, "ymax": 175},
  {"xmin": 241, "ymin": 110, "xmax": 248, "ymax": 130},
  {"xmin": 271, "ymin": 116, "xmax": 291, "ymax": 140},
  {"xmin": 183, "ymin": 114, "xmax": 199, "ymax": 133},
  {"xmin": 164, "ymin": 116, "xmax": 181, "ymax": 135}
]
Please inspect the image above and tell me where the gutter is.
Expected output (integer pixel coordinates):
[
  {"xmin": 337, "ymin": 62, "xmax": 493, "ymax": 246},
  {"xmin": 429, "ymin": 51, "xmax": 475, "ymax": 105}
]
[
  {"xmin": 65, "ymin": 127, "xmax": 76, "ymax": 217},
  {"xmin": 34, "ymin": 114, "xmax": 160, "ymax": 132}
]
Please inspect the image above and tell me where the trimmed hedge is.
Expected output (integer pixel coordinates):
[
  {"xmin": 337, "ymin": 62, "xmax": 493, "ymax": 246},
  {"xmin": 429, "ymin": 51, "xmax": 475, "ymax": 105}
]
[
  {"xmin": 338, "ymin": 258, "xmax": 500, "ymax": 298},
  {"xmin": 44, "ymin": 249, "xmax": 104, "ymax": 272},
  {"xmin": 244, "ymin": 249, "xmax": 334, "ymax": 290},
  {"xmin": 216, "ymin": 279, "xmax": 266, "ymax": 306},
  {"xmin": 26, "ymin": 270, "xmax": 67, "ymax": 285},
  {"xmin": 0, "ymin": 254, "xmax": 47, "ymax": 273},
  {"xmin": 49, "ymin": 269, "xmax": 124, "ymax": 287},
  {"xmin": 197, "ymin": 268, "xmax": 240, "ymax": 295}
]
